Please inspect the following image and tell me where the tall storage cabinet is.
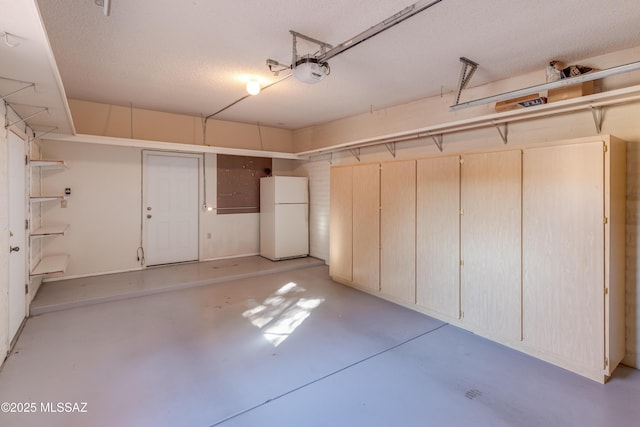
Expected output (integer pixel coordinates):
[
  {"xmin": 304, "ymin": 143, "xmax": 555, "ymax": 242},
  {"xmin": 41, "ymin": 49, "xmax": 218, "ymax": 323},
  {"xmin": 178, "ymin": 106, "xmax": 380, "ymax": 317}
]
[
  {"xmin": 352, "ymin": 164, "xmax": 380, "ymax": 292},
  {"xmin": 380, "ymin": 160, "xmax": 416, "ymax": 304},
  {"xmin": 416, "ymin": 156, "xmax": 460, "ymax": 320},
  {"xmin": 522, "ymin": 136, "xmax": 626, "ymax": 382},
  {"xmin": 329, "ymin": 163, "xmax": 380, "ymax": 291},
  {"xmin": 329, "ymin": 166, "xmax": 353, "ymax": 283},
  {"xmin": 460, "ymin": 150, "xmax": 522, "ymax": 343}
]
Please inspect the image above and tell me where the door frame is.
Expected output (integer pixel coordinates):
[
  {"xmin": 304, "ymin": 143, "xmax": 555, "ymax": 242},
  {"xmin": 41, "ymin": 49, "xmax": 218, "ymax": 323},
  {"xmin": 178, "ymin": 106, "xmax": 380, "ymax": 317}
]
[
  {"xmin": 7, "ymin": 127, "xmax": 28, "ymax": 346},
  {"xmin": 141, "ymin": 150, "xmax": 203, "ymax": 266}
]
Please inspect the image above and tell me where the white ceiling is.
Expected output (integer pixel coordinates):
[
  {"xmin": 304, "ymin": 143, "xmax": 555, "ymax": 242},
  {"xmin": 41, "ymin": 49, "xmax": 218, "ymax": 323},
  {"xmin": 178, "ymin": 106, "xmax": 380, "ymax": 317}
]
[{"xmin": 5, "ymin": 1, "xmax": 640, "ymax": 133}]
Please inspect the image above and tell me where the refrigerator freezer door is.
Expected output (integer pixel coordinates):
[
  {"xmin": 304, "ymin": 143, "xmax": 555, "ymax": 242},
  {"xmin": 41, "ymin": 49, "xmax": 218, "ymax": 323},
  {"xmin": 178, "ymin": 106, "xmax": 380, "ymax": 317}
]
[
  {"xmin": 273, "ymin": 203, "xmax": 309, "ymax": 259},
  {"xmin": 273, "ymin": 176, "xmax": 308, "ymax": 204}
]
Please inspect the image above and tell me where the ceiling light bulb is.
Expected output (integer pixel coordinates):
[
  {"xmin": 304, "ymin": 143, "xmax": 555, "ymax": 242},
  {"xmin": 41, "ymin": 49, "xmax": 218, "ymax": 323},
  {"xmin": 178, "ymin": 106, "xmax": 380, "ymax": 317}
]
[{"xmin": 246, "ymin": 80, "xmax": 261, "ymax": 96}]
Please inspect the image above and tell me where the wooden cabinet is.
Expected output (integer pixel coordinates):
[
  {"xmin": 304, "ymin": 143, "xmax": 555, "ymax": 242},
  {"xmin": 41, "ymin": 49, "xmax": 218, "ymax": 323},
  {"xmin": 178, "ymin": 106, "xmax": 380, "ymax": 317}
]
[
  {"xmin": 327, "ymin": 135, "xmax": 625, "ymax": 383},
  {"xmin": 352, "ymin": 163, "xmax": 380, "ymax": 292},
  {"xmin": 416, "ymin": 156, "xmax": 460, "ymax": 320},
  {"xmin": 522, "ymin": 136, "xmax": 626, "ymax": 382},
  {"xmin": 380, "ymin": 160, "xmax": 416, "ymax": 304},
  {"xmin": 460, "ymin": 150, "xmax": 522, "ymax": 343},
  {"xmin": 330, "ymin": 163, "xmax": 380, "ymax": 291},
  {"xmin": 329, "ymin": 166, "xmax": 352, "ymax": 283}
]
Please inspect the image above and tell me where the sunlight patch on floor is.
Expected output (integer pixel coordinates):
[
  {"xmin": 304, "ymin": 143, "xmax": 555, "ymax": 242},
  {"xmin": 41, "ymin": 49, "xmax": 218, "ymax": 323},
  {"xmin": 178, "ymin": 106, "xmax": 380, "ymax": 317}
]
[{"xmin": 242, "ymin": 282, "xmax": 324, "ymax": 347}]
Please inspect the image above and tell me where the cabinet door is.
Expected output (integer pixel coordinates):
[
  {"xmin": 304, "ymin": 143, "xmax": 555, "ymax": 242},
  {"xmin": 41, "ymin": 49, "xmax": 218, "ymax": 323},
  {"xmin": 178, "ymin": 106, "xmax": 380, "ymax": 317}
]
[
  {"xmin": 353, "ymin": 163, "xmax": 380, "ymax": 292},
  {"xmin": 329, "ymin": 166, "xmax": 353, "ymax": 282},
  {"xmin": 461, "ymin": 150, "xmax": 521, "ymax": 341},
  {"xmin": 416, "ymin": 156, "xmax": 460, "ymax": 319},
  {"xmin": 380, "ymin": 160, "xmax": 416, "ymax": 303},
  {"xmin": 522, "ymin": 142, "xmax": 604, "ymax": 370}
]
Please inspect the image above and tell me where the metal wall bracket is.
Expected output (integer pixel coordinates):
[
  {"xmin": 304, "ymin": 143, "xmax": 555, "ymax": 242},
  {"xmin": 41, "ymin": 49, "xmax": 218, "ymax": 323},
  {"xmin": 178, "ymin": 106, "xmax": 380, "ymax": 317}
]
[
  {"xmin": 32, "ymin": 126, "xmax": 59, "ymax": 140},
  {"xmin": 428, "ymin": 133, "xmax": 444, "ymax": 152},
  {"xmin": 4, "ymin": 103, "xmax": 48, "ymax": 129},
  {"xmin": 0, "ymin": 77, "xmax": 35, "ymax": 101},
  {"xmin": 493, "ymin": 122, "xmax": 508, "ymax": 144},
  {"xmin": 454, "ymin": 57, "xmax": 479, "ymax": 105},
  {"xmin": 384, "ymin": 142, "xmax": 396, "ymax": 158},
  {"xmin": 349, "ymin": 148, "xmax": 361, "ymax": 162},
  {"xmin": 0, "ymin": 32, "xmax": 20, "ymax": 48},
  {"xmin": 590, "ymin": 105, "xmax": 604, "ymax": 134}
]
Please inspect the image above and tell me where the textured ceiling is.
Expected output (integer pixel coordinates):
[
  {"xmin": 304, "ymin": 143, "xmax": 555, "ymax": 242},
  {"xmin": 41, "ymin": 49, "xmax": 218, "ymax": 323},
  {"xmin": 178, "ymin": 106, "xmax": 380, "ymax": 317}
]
[{"xmin": 33, "ymin": 0, "xmax": 640, "ymax": 129}]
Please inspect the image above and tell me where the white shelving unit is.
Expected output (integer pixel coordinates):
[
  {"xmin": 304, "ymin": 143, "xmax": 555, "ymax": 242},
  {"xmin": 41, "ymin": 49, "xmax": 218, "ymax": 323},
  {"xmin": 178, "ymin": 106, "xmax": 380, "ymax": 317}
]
[
  {"xmin": 29, "ymin": 159, "xmax": 67, "ymax": 168},
  {"xmin": 30, "ymin": 195, "xmax": 66, "ymax": 203},
  {"xmin": 30, "ymin": 158, "xmax": 69, "ymax": 276},
  {"xmin": 30, "ymin": 224, "xmax": 69, "ymax": 239},
  {"xmin": 30, "ymin": 255, "xmax": 69, "ymax": 276}
]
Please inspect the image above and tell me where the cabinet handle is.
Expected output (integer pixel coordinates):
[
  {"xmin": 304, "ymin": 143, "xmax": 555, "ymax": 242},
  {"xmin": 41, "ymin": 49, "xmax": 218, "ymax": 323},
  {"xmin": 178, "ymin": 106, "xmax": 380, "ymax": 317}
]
[{"xmin": 10, "ymin": 246, "xmax": 20, "ymax": 253}]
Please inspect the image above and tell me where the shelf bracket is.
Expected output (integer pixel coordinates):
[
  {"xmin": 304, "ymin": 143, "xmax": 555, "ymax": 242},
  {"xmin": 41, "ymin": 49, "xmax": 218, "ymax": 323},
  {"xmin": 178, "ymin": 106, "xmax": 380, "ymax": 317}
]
[
  {"xmin": 349, "ymin": 148, "xmax": 361, "ymax": 162},
  {"xmin": 590, "ymin": 105, "xmax": 604, "ymax": 134},
  {"xmin": 454, "ymin": 57, "xmax": 479, "ymax": 105},
  {"xmin": 4, "ymin": 104, "xmax": 49, "ymax": 129},
  {"xmin": 493, "ymin": 121, "xmax": 508, "ymax": 144},
  {"xmin": 1, "ymin": 81, "xmax": 35, "ymax": 101},
  {"xmin": 428, "ymin": 133, "xmax": 444, "ymax": 152},
  {"xmin": 384, "ymin": 142, "xmax": 396, "ymax": 158},
  {"xmin": 32, "ymin": 125, "xmax": 59, "ymax": 140}
]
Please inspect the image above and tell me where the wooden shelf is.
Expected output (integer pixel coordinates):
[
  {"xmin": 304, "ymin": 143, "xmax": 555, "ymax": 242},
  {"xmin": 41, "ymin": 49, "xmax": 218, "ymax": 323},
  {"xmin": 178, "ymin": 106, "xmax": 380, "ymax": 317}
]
[
  {"xmin": 48, "ymin": 133, "xmax": 302, "ymax": 160},
  {"xmin": 30, "ymin": 224, "xmax": 69, "ymax": 239},
  {"xmin": 30, "ymin": 195, "xmax": 66, "ymax": 203},
  {"xmin": 30, "ymin": 255, "xmax": 69, "ymax": 276},
  {"xmin": 30, "ymin": 159, "xmax": 67, "ymax": 168}
]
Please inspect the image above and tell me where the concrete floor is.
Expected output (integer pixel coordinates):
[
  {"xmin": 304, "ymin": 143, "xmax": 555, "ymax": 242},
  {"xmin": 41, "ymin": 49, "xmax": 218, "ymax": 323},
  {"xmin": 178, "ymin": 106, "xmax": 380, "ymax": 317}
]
[
  {"xmin": 1, "ymin": 259, "xmax": 639, "ymax": 426},
  {"xmin": 30, "ymin": 256, "xmax": 325, "ymax": 315}
]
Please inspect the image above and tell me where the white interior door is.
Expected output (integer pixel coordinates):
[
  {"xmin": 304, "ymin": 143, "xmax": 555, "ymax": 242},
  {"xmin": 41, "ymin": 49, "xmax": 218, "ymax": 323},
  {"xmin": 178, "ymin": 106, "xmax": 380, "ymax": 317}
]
[
  {"xmin": 8, "ymin": 131, "xmax": 27, "ymax": 342},
  {"xmin": 143, "ymin": 153, "xmax": 199, "ymax": 266}
]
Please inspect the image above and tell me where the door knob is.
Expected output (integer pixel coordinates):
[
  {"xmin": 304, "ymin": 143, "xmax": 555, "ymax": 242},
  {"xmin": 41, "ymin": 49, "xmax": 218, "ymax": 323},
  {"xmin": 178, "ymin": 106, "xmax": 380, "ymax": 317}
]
[
  {"xmin": 147, "ymin": 214, "xmax": 152, "ymax": 219},
  {"xmin": 10, "ymin": 246, "xmax": 20, "ymax": 253}
]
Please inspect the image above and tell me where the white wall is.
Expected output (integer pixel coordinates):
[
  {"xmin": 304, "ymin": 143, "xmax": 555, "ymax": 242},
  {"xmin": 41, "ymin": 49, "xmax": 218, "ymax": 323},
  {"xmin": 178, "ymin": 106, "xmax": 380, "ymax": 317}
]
[
  {"xmin": 41, "ymin": 141, "xmax": 142, "ymax": 277},
  {"xmin": 200, "ymin": 155, "xmax": 306, "ymax": 260},
  {"xmin": 292, "ymin": 160, "xmax": 330, "ymax": 263},
  {"xmin": 200, "ymin": 153, "xmax": 261, "ymax": 260},
  {"xmin": 39, "ymin": 142, "xmax": 300, "ymax": 277}
]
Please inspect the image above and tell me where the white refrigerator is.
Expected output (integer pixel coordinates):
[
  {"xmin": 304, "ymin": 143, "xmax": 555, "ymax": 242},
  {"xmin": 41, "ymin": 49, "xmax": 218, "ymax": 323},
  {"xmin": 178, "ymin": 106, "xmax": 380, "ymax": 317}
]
[{"xmin": 260, "ymin": 176, "xmax": 309, "ymax": 261}]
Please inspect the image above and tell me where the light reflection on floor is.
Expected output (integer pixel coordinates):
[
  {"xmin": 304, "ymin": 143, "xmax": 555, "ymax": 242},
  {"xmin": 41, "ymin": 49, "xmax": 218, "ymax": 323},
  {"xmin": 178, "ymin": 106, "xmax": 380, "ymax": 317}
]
[{"xmin": 242, "ymin": 282, "xmax": 324, "ymax": 347}]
